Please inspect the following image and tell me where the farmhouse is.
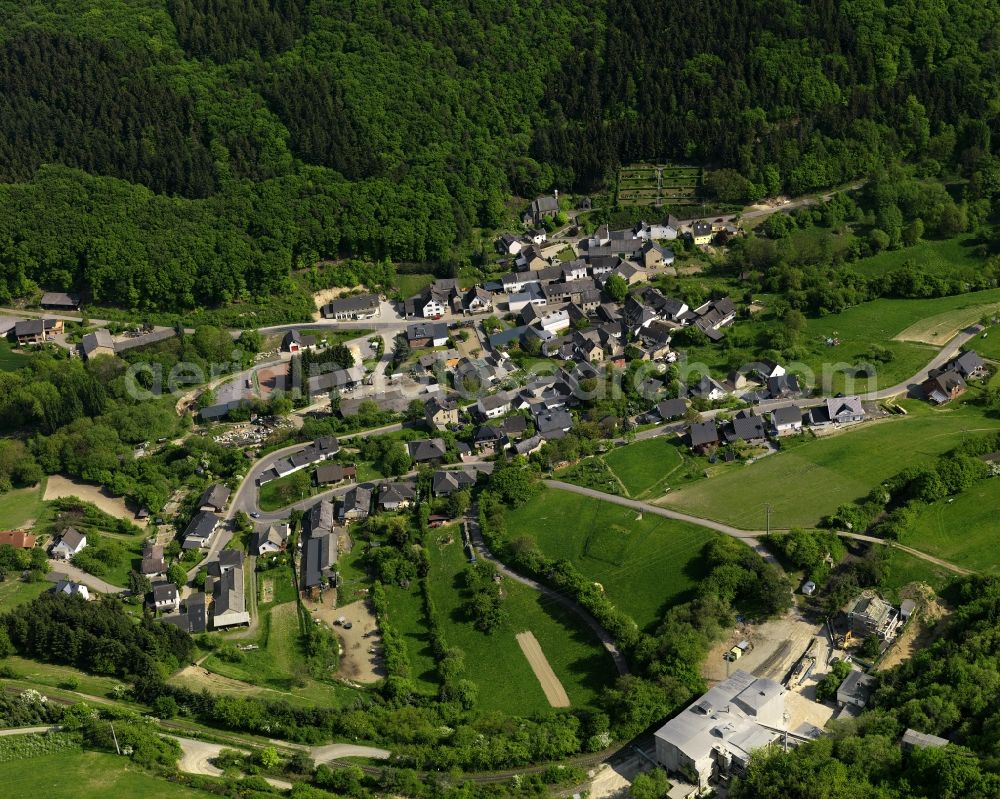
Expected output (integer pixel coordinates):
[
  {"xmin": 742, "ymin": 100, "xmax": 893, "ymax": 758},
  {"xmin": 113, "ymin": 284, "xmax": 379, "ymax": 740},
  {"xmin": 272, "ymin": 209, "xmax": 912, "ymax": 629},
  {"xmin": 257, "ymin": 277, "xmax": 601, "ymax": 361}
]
[
  {"xmin": 50, "ymin": 528, "xmax": 87, "ymax": 560},
  {"xmin": 80, "ymin": 329, "xmax": 115, "ymax": 360},
  {"xmin": 654, "ymin": 670, "xmax": 787, "ymax": 791},
  {"xmin": 300, "ymin": 501, "xmax": 338, "ymax": 594},
  {"xmin": 322, "ymin": 293, "xmax": 381, "ymax": 320}
]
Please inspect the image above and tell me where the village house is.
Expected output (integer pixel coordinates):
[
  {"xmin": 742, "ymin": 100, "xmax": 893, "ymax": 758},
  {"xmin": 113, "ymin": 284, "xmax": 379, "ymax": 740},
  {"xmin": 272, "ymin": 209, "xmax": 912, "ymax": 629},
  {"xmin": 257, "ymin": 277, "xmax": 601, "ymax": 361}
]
[
  {"xmin": 322, "ymin": 293, "xmax": 381, "ymax": 320},
  {"xmin": 726, "ymin": 411, "xmax": 767, "ymax": 444},
  {"xmin": 477, "ymin": 392, "xmax": 513, "ymax": 420},
  {"xmin": 313, "ymin": 463, "xmax": 356, "ymax": 486},
  {"xmin": 406, "ymin": 321, "xmax": 450, "ymax": 349},
  {"xmin": 13, "ymin": 318, "xmax": 63, "ymax": 346},
  {"xmin": 652, "ymin": 397, "xmax": 688, "ymax": 422},
  {"xmin": 495, "ymin": 233, "xmax": 523, "ymax": 256},
  {"xmin": 407, "ymin": 438, "xmax": 447, "ymax": 464},
  {"xmin": 425, "ymin": 396, "xmax": 460, "ymax": 430},
  {"xmin": 80, "ymin": 329, "xmax": 115, "ymax": 360},
  {"xmin": 339, "ymin": 485, "xmax": 373, "ymax": 521},
  {"xmin": 53, "ymin": 580, "xmax": 90, "ymax": 601},
  {"xmin": 460, "ymin": 286, "xmax": 494, "ymax": 315},
  {"xmin": 640, "ymin": 241, "xmax": 675, "ymax": 270},
  {"xmin": 250, "ymin": 523, "xmax": 290, "ymax": 556},
  {"xmin": 823, "ymin": 396, "xmax": 866, "ymax": 425},
  {"xmin": 282, "ymin": 329, "xmax": 319, "ymax": 353},
  {"xmin": 922, "ymin": 370, "xmax": 967, "ymax": 404},
  {"xmin": 198, "ymin": 483, "xmax": 231, "ymax": 513},
  {"xmin": 837, "ymin": 671, "xmax": 877, "ymax": 709},
  {"xmin": 182, "ymin": 511, "xmax": 220, "ymax": 550},
  {"xmin": 0, "ymin": 530, "xmax": 36, "ymax": 549},
  {"xmin": 432, "ymin": 469, "xmax": 477, "ymax": 497},
  {"xmin": 50, "ymin": 528, "xmax": 87, "ymax": 560},
  {"xmin": 378, "ymin": 481, "xmax": 417, "ymax": 511},
  {"xmin": 771, "ymin": 405, "xmax": 804, "ymax": 436},
  {"xmin": 946, "ymin": 350, "xmax": 986, "ymax": 379},
  {"xmin": 162, "ymin": 592, "xmax": 207, "ymax": 634},
  {"xmin": 212, "ymin": 554, "xmax": 250, "ymax": 629},
  {"xmin": 140, "ymin": 541, "xmax": 166, "ymax": 578},
  {"xmin": 473, "ymin": 424, "xmax": 504, "ymax": 455},
  {"xmin": 150, "ymin": 582, "xmax": 179, "ymax": 614},
  {"xmin": 691, "ymin": 220, "xmax": 714, "ymax": 245},
  {"xmin": 688, "ymin": 421, "xmax": 720, "ymax": 453},
  {"xmin": 300, "ymin": 501, "xmax": 337, "ymax": 595},
  {"xmin": 689, "ymin": 375, "xmax": 728, "ymax": 402}
]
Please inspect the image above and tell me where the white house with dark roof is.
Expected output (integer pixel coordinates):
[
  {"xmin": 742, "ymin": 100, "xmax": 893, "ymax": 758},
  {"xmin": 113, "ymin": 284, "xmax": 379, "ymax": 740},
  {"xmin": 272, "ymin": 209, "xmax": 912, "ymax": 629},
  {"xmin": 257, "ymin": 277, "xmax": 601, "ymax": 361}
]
[{"xmin": 771, "ymin": 405, "xmax": 804, "ymax": 435}]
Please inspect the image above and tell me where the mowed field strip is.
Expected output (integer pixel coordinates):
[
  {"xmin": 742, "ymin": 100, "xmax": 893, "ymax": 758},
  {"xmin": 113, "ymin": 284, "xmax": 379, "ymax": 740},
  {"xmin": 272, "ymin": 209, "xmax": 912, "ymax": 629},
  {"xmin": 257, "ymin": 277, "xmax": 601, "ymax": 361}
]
[
  {"xmin": 894, "ymin": 302, "xmax": 1000, "ymax": 345},
  {"xmin": 516, "ymin": 631, "xmax": 570, "ymax": 708}
]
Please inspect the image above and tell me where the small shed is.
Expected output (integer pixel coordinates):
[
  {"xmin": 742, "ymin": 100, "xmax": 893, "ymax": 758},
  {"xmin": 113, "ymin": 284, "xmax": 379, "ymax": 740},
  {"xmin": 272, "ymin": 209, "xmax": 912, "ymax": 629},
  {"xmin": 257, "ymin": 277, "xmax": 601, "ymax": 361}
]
[
  {"xmin": 900, "ymin": 599, "xmax": 916, "ymax": 622},
  {"xmin": 801, "ymin": 580, "xmax": 817, "ymax": 596}
]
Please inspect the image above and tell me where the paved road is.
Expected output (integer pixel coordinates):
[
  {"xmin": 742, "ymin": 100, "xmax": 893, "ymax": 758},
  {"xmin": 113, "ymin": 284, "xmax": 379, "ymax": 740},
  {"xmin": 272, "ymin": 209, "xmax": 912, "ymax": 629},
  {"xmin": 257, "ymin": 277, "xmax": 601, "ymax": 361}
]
[
  {"xmin": 740, "ymin": 181, "xmax": 866, "ymax": 223},
  {"xmin": 863, "ymin": 325, "xmax": 982, "ymax": 401},
  {"xmin": 47, "ymin": 561, "xmax": 122, "ymax": 594},
  {"xmin": 466, "ymin": 506, "xmax": 630, "ymax": 676}
]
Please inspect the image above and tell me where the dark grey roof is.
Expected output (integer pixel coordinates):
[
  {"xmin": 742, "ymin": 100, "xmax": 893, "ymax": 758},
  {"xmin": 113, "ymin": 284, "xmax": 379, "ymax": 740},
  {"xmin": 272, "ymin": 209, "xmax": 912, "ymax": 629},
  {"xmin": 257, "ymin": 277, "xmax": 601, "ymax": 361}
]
[
  {"xmin": 432, "ymin": 469, "xmax": 476, "ymax": 496},
  {"xmin": 771, "ymin": 405, "xmax": 803, "ymax": 427},
  {"xmin": 407, "ymin": 321, "xmax": 449, "ymax": 341},
  {"xmin": 656, "ymin": 398, "xmax": 688, "ymax": 420},
  {"xmin": 113, "ymin": 328, "xmax": 177, "ymax": 353},
  {"xmin": 340, "ymin": 485, "xmax": 373, "ymax": 516},
  {"xmin": 535, "ymin": 408, "xmax": 573, "ymax": 435},
  {"xmin": 379, "ymin": 481, "xmax": 416, "ymax": 506},
  {"xmin": 301, "ymin": 531, "xmax": 337, "ymax": 589},
  {"xmin": 303, "ymin": 500, "xmax": 336, "ymax": 537},
  {"xmin": 152, "ymin": 582, "xmax": 178, "ymax": 602},
  {"xmin": 689, "ymin": 421, "xmax": 719, "ymax": 447},
  {"xmin": 407, "ymin": 438, "xmax": 446, "ymax": 462},
  {"xmin": 81, "ymin": 329, "xmax": 114, "ymax": 357},
  {"xmin": 57, "ymin": 527, "xmax": 86, "ymax": 550},
  {"xmin": 14, "ymin": 319, "xmax": 45, "ymax": 337},
  {"xmin": 952, "ymin": 350, "xmax": 985, "ymax": 376},
  {"xmin": 184, "ymin": 511, "xmax": 220, "ymax": 540},
  {"xmin": 199, "ymin": 483, "xmax": 231, "ymax": 510},
  {"xmin": 732, "ymin": 414, "xmax": 767, "ymax": 441},
  {"xmin": 323, "ymin": 293, "xmax": 379, "ymax": 315},
  {"xmin": 40, "ymin": 292, "xmax": 80, "ymax": 308}
]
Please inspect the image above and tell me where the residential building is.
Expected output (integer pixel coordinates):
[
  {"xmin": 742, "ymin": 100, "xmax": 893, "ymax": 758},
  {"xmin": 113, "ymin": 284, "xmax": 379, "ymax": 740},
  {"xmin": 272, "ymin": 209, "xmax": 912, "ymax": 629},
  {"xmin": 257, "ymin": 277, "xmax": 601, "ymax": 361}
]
[
  {"xmin": 837, "ymin": 670, "xmax": 877, "ymax": 709},
  {"xmin": 473, "ymin": 425, "xmax": 504, "ymax": 454},
  {"xmin": 947, "ymin": 350, "xmax": 986, "ymax": 379},
  {"xmin": 689, "ymin": 375, "xmax": 728, "ymax": 402},
  {"xmin": 847, "ymin": 592, "xmax": 901, "ymax": 640},
  {"xmin": 771, "ymin": 405, "xmax": 804, "ymax": 436},
  {"xmin": 495, "ymin": 233, "xmax": 523, "ymax": 256},
  {"xmin": 654, "ymin": 670, "xmax": 787, "ymax": 791},
  {"xmin": 13, "ymin": 318, "xmax": 62, "ymax": 345},
  {"xmin": 640, "ymin": 241, "xmax": 675, "ymax": 269},
  {"xmin": 256, "ymin": 437, "xmax": 340, "ymax": 484},
  {"xmin": 212, "ymin": 560, "xmax": 250, "ymax": 629},
  {"xmin": 825, "ymin": 396, "xmax": 866, "ymax": 424},
  {"xmin": 378, "ymin": 481, "xmax": 417, "ymax": 511},
  {"xmin": 162, "ymin": 592, "xmax": 207, "ymax": 634},
  {"xmin": 321, "ymin": 293, "xmax": 381, "ymax": 320},
  {"xmin": 461, "ymin": 286, "xmax": 494, "ymax": 315},
  {"xmin": 406, "ymin": 321, "xmax": 449, "ymax": 349},
  {"xmin": 432, "ymin": 469, "xmax": 477, "ymax": 497},
  {"xmin": 198, "ymin": 483, "xmax": 231, "ymax": 513},
  {"xmin": 282, "ymin": 329, "xmax": 318, "ymax": 353},
  {"xmin": 314, "ymin": 463, "xmax": 356, "ymax": 486},
  {"xmin": 339, "ymin": 485, "xmax": 373, "ymax": 521},
  {"xmin": 729, "ymin": 412, "xmax": 767, "ymax": 444},
  {"xmin": 250, "ymin": 523, "xmax": 289, "ymax": 556},
  {"xmin": 901, "ymin": 729, "xmax": 949, "ymax": 752},
  {"xmin": 654, "ymin": 397, "xmax": 688, "ymax": 421},
  {"xmin": 477, "ymin": 392, "xmax": 513, "ymax": 420},
  {"xmin": 688, "ymin": 421, "xmax": 719, "ymax": 452},
  {"xmin": 0, "ymin": 530, "xmax": 36, "ymax": 549},
  {"xmin": 404, "ymin": 279, "xmax": 459, "ymax": 318},
  {"xmin": 513, "ymin": 434, "xmax": 543, "ymax": 456},
  {"xmin": 528, "ymin": 229, "xmax": 547, "ymax": 245},
  {"xmin": 922, "ymin": 370, "xmax": 967, "ymax": 404},
  {"xmin": 50, "ymin": 528, "xmax": 87, "ymax": 560},
  {"xmin": 53, "ymin": 580, "xmax": 90, "ymax": 601},
  {"xmin": 140, "ymin": 542, "xmax": 166, "ymax": 578},
  {"xmin": 767, "ymin": 373, "xmax": 801, "ymax": 399},
  {"xmin": 407, "ymin": 438, "xmax": 447, "ymax": 463},
  {"xmin": 80, "ymin": 329, "xmax": 115, "ymax": 360},
  {"xmin": 182, "ymin": 511, "xmax": 220, "ymax": 550},
  {"xmin": 151, "ymin": 582, "xmax": 179, "ymax": 613},
  {"xmin": 425, "ymin": 396, "xmax": 460, "ymax": 430},
  {"xmin": 691, "ymin": 220, "xmax": 713, "ymax": 245},
  {"xmin": 535, "ymin": 408, "xmax": 573, "ymax": 439}
]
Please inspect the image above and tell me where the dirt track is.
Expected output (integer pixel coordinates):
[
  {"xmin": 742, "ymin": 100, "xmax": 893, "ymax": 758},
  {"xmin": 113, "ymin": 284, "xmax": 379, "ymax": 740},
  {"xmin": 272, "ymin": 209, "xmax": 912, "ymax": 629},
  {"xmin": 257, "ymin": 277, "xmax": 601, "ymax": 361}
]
[{"xmin": 516, "ymin": 631, "xmax": 570, "ymax": 708}]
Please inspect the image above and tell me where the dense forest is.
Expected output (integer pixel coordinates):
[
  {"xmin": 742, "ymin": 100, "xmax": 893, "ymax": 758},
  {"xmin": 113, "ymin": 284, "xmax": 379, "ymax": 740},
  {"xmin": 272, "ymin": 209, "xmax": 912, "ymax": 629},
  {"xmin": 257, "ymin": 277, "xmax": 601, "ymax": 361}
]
[{"xmin": 0, "ymin": 1, "xmax": 998, "ymax": 318}]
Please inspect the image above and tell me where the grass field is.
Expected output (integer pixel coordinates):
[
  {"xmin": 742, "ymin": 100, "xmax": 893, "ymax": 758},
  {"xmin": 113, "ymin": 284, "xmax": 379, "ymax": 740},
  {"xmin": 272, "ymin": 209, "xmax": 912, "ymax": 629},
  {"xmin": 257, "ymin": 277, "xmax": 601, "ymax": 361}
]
[
  {"xmin": 394, "ymin": 273, "xmax": 436, "ymax": 298},
  {"xmin": 660, "ymin": 407, "xmax": 1000, "ymax": 529},
  {"xmin": 602, "ymin": 439, "xmax": 684, "ymax": 498},
  {"xmin": 0, "ymin": 579, "xmax": 48, "ymax": 613},
  {"xmin": 894, "ymin": 302, "xmax": 1000, "ymax": 345},
  {"xmin": 382, "ymin": 581, "xmax": 440, "ymax": 694},
  {"xmin": 2, "ymin": 655, "xmax": 126, "ymax": 697},
  {"xmin": 0, "ymin": 751, "xmax": 217, "ymax": 798},
  {"xmin": 258, "ymin": 471, "xmax": 318, "ymax": 511},
  {"xmin": 506, "ymin": 488, "xmax": 715, "ymax": 631},
  {"xmin": 878, "ymin": 547, "xmax": 955, "ymax": 603},
  {"xmin": 425, "ymin": 538, "xmax": 614, "ymax": 714},
  {"xmin": 851, "ymin": 235, "xmax": 983, "ymax": 279},
  {"xmin": 0, "ymin": 339, "xmax": 30, "ymax": 370},
  {"xmin": 905, "ymin": 478, "xmax": 1000, "ymax": 574},
  {"xmin": 0, "ymin": 481, "xmax": 46, "ymax": 529}
]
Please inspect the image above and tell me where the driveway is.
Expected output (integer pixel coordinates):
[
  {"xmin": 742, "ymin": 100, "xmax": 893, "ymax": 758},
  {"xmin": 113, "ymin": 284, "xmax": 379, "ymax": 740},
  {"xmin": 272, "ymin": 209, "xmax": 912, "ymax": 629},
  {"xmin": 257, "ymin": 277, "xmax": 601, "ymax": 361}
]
[{"xmin": 46, "ymin": 562, "xmax": 121, "ymax": 594}]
